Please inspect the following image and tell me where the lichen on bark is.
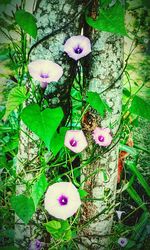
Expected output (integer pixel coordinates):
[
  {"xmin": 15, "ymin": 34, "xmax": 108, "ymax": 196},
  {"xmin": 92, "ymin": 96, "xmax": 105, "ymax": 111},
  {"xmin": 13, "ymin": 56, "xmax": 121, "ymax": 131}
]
[
  {"xmin": 15, "ymin": 0, "xmax": 83, "ymax": 247},
  {"xmin": 79, "ymin": 30, "xmax": 124, "ymax": 249}
]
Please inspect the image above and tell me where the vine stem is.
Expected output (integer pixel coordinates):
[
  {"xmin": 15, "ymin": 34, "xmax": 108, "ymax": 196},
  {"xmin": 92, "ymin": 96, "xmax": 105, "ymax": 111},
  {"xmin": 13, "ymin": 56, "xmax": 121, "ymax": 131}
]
[{"xmin": 27, "ymin": 0, "xmax": 93, "ymax": 59}]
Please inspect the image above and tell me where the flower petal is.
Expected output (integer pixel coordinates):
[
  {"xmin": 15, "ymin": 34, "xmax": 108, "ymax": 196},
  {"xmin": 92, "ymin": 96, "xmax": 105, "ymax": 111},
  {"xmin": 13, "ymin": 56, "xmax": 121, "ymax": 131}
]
[
  {"xmin": 93, "ymin": 127, "xmax": 112, "ymax": 147},
  {"xmin": 118, "ymin": 237, "xmax": 128, "ymax": 247},
  {"xmin": 64, "ymin": 130, "xmax": 88, "ymax": 153},
  {"xmin": 28, "ymin": 59, "xmax": 63, "ymax": 84},
  {"xmin": 64, "ymin": 35, "xmax": 91, "ymax": 60},
  {"xmin": 44, "ymin": 182, "xmax": 81, "ymax": 220}
]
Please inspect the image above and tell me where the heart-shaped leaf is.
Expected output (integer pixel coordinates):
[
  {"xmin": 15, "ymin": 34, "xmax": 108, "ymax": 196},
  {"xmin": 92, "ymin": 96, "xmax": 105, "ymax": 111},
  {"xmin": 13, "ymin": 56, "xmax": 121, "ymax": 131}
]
[
  {"xmin": 15, "ymin": 10, "xmax": 37, "ymax": 38},
  {"xmin": 130, "ymin": 95, "xmax": 150, "ymax": 121},
  {"xmin": 87, "ymin": 91, "xmax": 111, "ymax": 117},
  {"xmin": 21, "ymin": 104, "xmax": 64, "ymax": 150},
  {"xmin": 3, "ymin": 86, "xmax": 29, "ymax": 120},
  {"xmin": 50, "ymin": 127, "xmax": 68, "ymax": 156},
  {"xmin": 31, "ymin": 173, "xmax": 48, "ymax": 209},
  {"xmin": 11, "ymin": 194, "xmax": 35, "ymax": 224},
  {"xmin": 44, "ymin": 220, "xmax": 72, "ymax": 241},
  {"xmin": 86, "ymin": 2, "xmax": 128, "ymax": 36}
]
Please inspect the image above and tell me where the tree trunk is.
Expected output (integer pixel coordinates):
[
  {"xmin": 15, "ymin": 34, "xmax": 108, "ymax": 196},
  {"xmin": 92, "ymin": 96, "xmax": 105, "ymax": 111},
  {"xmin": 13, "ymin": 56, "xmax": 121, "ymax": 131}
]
[
  {"xmin": 15, "ymin": 0, "xmax": 123, "ymax": 249},
  {"xmin": 15, "ymin": 0, "xmax": 83, "ymax": 248},
  {"xmin": 79, "ymin": 30, "xmax": 124, "ymax": 249},
  {"xmin": 15, "ymin": 124, "xmax": 39, "ymax": 248}
]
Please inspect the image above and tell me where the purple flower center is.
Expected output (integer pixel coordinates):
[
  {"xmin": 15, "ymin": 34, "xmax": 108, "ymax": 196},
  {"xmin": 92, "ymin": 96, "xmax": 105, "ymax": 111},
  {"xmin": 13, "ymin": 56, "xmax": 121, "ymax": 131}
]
[
  {"xmin": 74, "ymin": 46, "xmax": 83, "ymax": 54},
  {"xmin": 35, "ymin": 240, "xmax": 41, "ymax": 249},
  {"xmin": 58, "ymin": 195, "xmax": 68, "ymax": 206},
  {"xmin": 40, "ymin": 73, "xmax": 49, "ymax": 79},
  {"xmin": 121, "ymin": 240, "xmax": 125, "ymax": 244},
  {"xmin": 98, "ymin": 135, "xmax": 105, "ymax": 142},
  {"xmin": 69, "ymin": 138, "xmax": 77, "ymax": 147}
]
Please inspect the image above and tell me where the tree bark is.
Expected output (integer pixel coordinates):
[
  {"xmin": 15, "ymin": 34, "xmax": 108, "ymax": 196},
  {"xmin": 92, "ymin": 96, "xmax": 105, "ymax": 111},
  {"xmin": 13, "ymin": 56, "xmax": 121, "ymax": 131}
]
[
  {"xmin": 15, "ymin": 0, "xmax": 124, "ymax": 249},
  {"xmin": 79, "ymin": 30, "xmax": 124, "ymax": 249},
  {"xmin": 15, "ymin": 0, "xmax": 83, "ymax": 248}
]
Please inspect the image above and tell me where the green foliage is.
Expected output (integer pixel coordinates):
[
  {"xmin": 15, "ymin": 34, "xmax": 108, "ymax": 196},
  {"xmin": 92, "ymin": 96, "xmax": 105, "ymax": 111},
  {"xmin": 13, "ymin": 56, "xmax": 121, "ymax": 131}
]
[
  {"xmin": 21, "ymin": 104, "xmax": 64, "ymax": 150},
  {"xmin": 10, "ymin": 194, "xmax": 35, "ymax": 224},
  {"xmin": 1, "ymin": 0, "xmax": 150, "ymax": 248},
  {"xmin": 87, "ymin": 91, "xmax": 111, "ymax": 118},
  {"xmin": 142, "ymin": 0, "xmax": 150, "ymax": 8},
  {"xmin": 78, "ymin": 189, "xmax": 88, "ymax": 199},
  {"xmin": 119, "ymin": 144, "xmax": 137, "ymax": 156},
  {"xmin": 31, "ymin": 173, "xmax": 48, "ymax": 209},
  {"xmin": 123, "ymin": 88, "xmax": 131, "ymax": 97},
  {"xmin": 3, "ymin": 86, "xmax": 29, "ymax": 120},
  {"xmin": 130, "ymin": 95, "xmax": 150, "ymax": 121},
  {"xmin": 15, "ymin": 10, "xmax": 37, "ymax": 39},
  {"xmin": 126, "ymin": 161, "xmax": 150, "ymax": 197},
  {"xmin": 50, "ymin": 127, "xmax": 68, "ymax": 156},
  {"xmin": 44, "ymin": 220, "xmax": 72, "ymax": 241},
  {"xmin": 126, "ymin": 185, "xmax": 147, "ymax": 211},
  {"xmin": 131, "ymin": 211, "xmax": 149, "ymax": 240},
  {"xmin": 86, "ymin": 1, "xmax": 127, "ymax": 36},
  {"xmin": 0, "ymin": 47, "xmax": 10, "ymax": 61},
  {"xmin": 0, "ymin": 0, "xmax": 11, "ymax": 4},
  {"xmin": 0, "ymin": 247, "xmax": 18, "ymax": 250}
]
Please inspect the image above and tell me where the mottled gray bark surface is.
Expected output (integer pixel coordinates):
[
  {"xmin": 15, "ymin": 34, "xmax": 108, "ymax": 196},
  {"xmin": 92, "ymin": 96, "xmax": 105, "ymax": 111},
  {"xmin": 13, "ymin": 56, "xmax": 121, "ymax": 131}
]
[
  {"xmin": 15, "ymin": 0, "xmax": 83, "ymax": 248},
  {"xmin": 79, "ymin": 31, "xmax": 124, "ymax": 249},
  {"xmin": 15, "ymin": 123, "xmax": 39, "ymax": 248},
  {"xmin": 15, "ymin": 0, "xmax": 124, "ymax": 249},
  {"xmin": 31, "ymin": 0, "xmax": 83, "ymax": 121}
]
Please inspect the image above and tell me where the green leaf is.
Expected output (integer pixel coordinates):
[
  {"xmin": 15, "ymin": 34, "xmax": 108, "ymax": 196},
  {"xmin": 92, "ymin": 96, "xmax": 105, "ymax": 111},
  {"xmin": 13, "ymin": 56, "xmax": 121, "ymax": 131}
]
[
  {"xmin": 143, "ymin": 0, "xmax": 150, "ymax": 8},
  {"xmin": 122, "ymin": 175, "xmax": 135, "ymax": 192},
  {"xmin": 0, "ymin": 0, "xmax": 11, "ymax": 4},
  {"xmin": 86, "ymin": 2, "xmax": 128, "ymax": 36},
  {"xmin": 59, "ymin": 220, "xmax": 72, "ymax": 241},
  {"xmin": 44, "ymin": 220, "xmax": 61, "ymax": 233},
  {"xmin": 44, "ymin": 220, "xmax": 72, "ymax": 241},
  {"xmin": 126, "ymin": 161, "xmax": 150, "ymax": 197},
  {"xmin": 50, "ymin": 127, "xmax": 68, "ymax": 156},
  {"xmin": 131, "ymin": 211, "xmax": 149, "ymax": 239},
  {"xmin": 15, "ymin": 10, "xmax": 37, "ymax": 38},
  {"xmin": 3, "ymin": 86, "xmax": 29, "ymax": 120},
  {"xmin": 119, "ymin": 144, "xmax": 137, "ymax": 156},
  {"xmin": 87, "ymin": 91, "xmax": 111, "ymax": 117},
  {"xmin": 130, "ymin": 95, "xmax": 150, "ymax": 121},
  {"xmin": 10, "ymin": 194, "xmax": 35, "ymax": 224},
  {"xmin": 31, "ymin": 173, "xmax": 48, "ymax": 209},
  {"xmin": 0, "ymin": 247, "xmax": 18, "ymax": 250},
  {"xmin": 123, "ymin": 88, "xmax": 131, "ymax": 97},
  {"xmin": 78, "ymin": 189, "xmax": 88, "ymax": 199},
  {"xmin": 126, "ymin": 185, "xmax": 147, "ymax": 211},
  {"xmin": 21, "ymin": 104, "xmax": 64, "ymax": 150}
]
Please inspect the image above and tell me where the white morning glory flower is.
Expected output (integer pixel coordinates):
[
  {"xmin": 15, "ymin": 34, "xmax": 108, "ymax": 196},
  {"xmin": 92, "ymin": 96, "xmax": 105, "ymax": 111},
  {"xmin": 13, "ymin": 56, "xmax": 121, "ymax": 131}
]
[
  {"xmin": 28, "ymin": 59, "xmax": 63, "ymax": 88},
  {"xmin": 116, "ymin": 210, "xmax": 125, "ymax": 220},
  {"xmin": 44, "ymin": 182, "xmax": 81, "ymax": 220},
  {"xmin": 118, "ymin": 237, "xmax": 128, "ymax": 247},
  {"xmin": 64, "ymin": 130, "xmax": 88, "ymax": 153},
  {"xmin": 92, "ymin": 127, "xmax": 112, "ymax": 147},
  {"xmin": 64, "ymin": 35, "xmax": 91, "ymax": 61}
]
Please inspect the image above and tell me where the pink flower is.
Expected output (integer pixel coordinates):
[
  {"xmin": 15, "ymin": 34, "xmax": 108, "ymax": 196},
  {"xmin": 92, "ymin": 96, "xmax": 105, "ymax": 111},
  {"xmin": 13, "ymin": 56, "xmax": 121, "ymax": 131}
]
[
  {"xmin": 64, "ymin": 130, "xmax": 88, "ymax": 153},
  {"xmin": 64, "ymin": 35, "xmax": 91, "ymax": 61},
  {"xmin": 28, "ymin": 59, "xmax": 63, "ymax": 88},
  {"xmin": 118, "ymin": 237, "xmax": 128, "ymax": 247},
  {"xmin": 93, "ymin": 127, "xmax": 112, "ymax": 147},
  {"xmin": 44, "ymin": 182, "xmax": 81, "ymax": 220}
]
